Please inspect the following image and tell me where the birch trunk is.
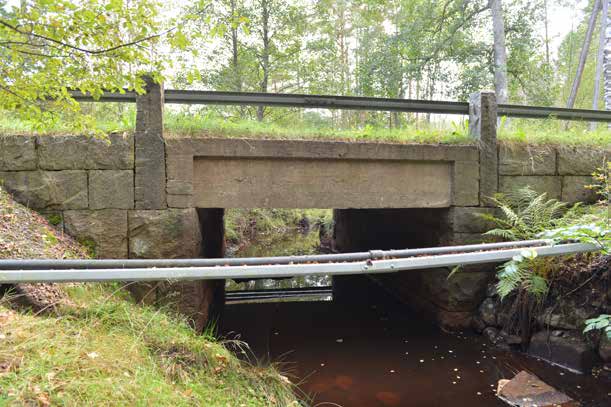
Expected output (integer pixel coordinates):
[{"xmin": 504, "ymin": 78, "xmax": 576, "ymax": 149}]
[
  {"xmin": 490, "ymin": 0, "xmax": 509, "ymax": 104},
  {"xmin": 567, "ymin": 0, "xmax": 600, "ymax": 109},
  {"xmin": 604, "ymin": 0, "xmax": 611, "ymax": 111},
  {"xmin": 257, "ymin": 0, "xmax": 270, "ymax": 122},
  {"xmin": 592, "ymin": 0, "xmax": 608, "ymax": 128}
]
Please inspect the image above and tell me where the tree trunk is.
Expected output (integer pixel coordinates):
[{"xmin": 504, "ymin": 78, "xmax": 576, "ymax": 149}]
[
  {"xmin": 567, "ymin": 0, "xmax": 601, "ymax": 109},
  {"xmin": 604, "ymin": 0, "xmax": 611, "ymax": 112},
  {"xmin": 257, "ymin": 0, "xmax": 270, "ymax": 122},
  {"xmin": 593, "ymin": 0, "xmax": 608, "ymax": 127},
  {"xmin": 544, "ymin": 0, "xmax": 550, "ymax": 65},
  {"xmin": 490, "ymin": 0, "xmax": 509, "ymax": 104},
  {"xmin": 230, "ymin": 0, "xmax": 242, "ymax": 92}
]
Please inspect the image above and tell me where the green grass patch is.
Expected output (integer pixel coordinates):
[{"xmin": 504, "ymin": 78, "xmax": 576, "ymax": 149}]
[
  {"xmin": 2, "ymin": 108, "xmax": 611, "ymax": 147},
  {"xmin": 0, "ymin": 284, "xmax": 299, "ymax": 406},
  {"xmin": 164, "ymin": 112, "xmax": 473, "ymax": 144}
]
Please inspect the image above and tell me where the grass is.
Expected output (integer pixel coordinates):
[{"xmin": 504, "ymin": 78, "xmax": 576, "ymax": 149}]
[
  {"xmin": 0, "ymin": 187, "xmax": 299, "ymax": 406},
  {"xmin": 0, "ymin": 284, "xmax": 299, "ymax": 406},
  {"xmin": 3, "ymin": 106, "xmax": 611, "ymax": 147},
  {"xmin": 164, "ymin": 112, "xmax": 473, "ymax": 144}
]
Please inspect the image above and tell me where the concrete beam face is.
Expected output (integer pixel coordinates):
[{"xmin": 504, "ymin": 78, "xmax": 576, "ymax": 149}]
[
  {"xmin": 135, "ymin": 77, "xmax": 166, "ymax": 209},
  {"xmin": 192, "ymin": 157, "xmax": 453, "ymax": 208},
  {"xmin": 167, "ymin": 137, "xmax": 479, "ymax": 209},
  {"xmin": 469, "ymin": 92, "xmax": 498, "ymax": 206}
]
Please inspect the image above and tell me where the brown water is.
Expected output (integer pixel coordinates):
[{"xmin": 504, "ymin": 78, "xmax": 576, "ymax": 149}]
[
  {"xmin": 222, "ymin": 226, "xmax": 610, "ymax": 406},
  {"xmin": 220, "ymin": 294, "xmax": 610, "ymax": 407}
]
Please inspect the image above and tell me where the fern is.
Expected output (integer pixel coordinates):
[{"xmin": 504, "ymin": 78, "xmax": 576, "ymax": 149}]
[
  {"xmin": 495, "ymin": 250, "xmax": 548, "ymax": 301},
  {"xmin": 479, "ymin": 187, "xmax": 568, "ymax": 241}
]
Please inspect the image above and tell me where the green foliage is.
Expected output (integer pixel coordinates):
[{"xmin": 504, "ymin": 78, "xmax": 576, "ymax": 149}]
[
  {"xmin": 585, "ymin": 162, "xmax": 611, "ymax": 205},
  {"xmin": 78, "ymin": 238, "xmax": 97, "ymax": 258},
  {"xmin": 495, "ymin": 249, "xmax": 549, "ymax": 300},
  {"xmin": 482, "ymin": 186, "xmax": 609, "ymax": 301},
  {"xmin": 480, "ymin": 187, "xmax": 568, "ymax": 241},
  {"xmin": 0, "ymin": 0, "xmax": 164, "ymax": 132},
  {"xmin": 0, "ymin": 284, "xmax": 298, "ymax": 405},
  {"xmin": 498, "ymin": 119, "xmax": 611, "ymax": 147},
  {"xmin": 584, "ymin": 314, "xmax": 611, "ymax": 339},
  {"xmin": 539, "ymin": 223, "xmax": 610, "ymax": 254},
  {"xmin": 45, "ymin": 214, "xmax": 62, "ymax": 226},
  {"xmin": 225, "ymin": 208, "xmax": 331, "ymax": 245}
]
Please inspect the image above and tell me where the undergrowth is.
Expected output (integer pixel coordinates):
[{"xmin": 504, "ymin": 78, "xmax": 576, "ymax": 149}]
[
  {"xmin": 225, "ymin": 208, "xmax": 332, "ymax": 246},
  {"xmin": 477, "ymin": 180, "xmax": 610, "ymax": 343}
]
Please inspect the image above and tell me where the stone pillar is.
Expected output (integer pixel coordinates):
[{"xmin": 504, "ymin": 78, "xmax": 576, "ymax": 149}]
[
  {"xmin": 469, "ymin": 92, "xmax": 498, "ymax": 206},
  {"xmin": 135, "ymin": 76, "xmax": 167, "ymax": 209},
  {"xmin": 331, "ymin": 209, "xmax": 374, "ymax": 303},
  {"xmin": 197, "ymin": 208, "xmax": 226, "ymax": 330}
]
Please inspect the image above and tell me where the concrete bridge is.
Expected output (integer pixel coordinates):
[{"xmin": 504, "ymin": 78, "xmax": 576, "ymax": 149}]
[{"xmin": 0, "ymin": 81, "xmax": 608, "ymax": 331}]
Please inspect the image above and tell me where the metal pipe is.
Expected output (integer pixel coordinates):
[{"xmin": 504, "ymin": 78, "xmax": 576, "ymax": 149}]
[
  {"xmin": 0, "ymin": 240, "xmax": 552, "ymax": 270},
  {"xmin": 0, "ymin": 243, "xmax": 596, "ymax": 284}
]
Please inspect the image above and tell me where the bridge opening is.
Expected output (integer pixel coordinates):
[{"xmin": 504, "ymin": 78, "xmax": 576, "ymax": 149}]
[{"xmin": 195, "ymin": 206, "xmax": 454, "ymax": 317}]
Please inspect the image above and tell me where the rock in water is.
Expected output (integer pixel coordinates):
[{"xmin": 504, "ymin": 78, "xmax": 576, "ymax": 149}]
[{"xmin": 496, "ymin": 371, "xmax": 578, "ymax": 406}]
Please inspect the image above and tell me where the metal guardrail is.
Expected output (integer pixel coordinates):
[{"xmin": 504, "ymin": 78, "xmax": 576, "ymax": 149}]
[
  {"xmin": 68, "ymin": 89, "xmax": 611, "ymax": 122},
  {"xmin": 0, "ymin": 241, "xmax": 598, "ymax": 283}
]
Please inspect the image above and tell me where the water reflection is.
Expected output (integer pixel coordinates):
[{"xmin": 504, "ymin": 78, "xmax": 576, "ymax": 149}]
[{"xmin": 226, "ymin": 228, "xmax": 331, "ymax": 292}]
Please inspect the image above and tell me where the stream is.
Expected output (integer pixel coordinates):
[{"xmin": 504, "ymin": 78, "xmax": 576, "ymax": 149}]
[{"xmin": 220, "ymin": 226, "xmax": 610, "ymax": 406}]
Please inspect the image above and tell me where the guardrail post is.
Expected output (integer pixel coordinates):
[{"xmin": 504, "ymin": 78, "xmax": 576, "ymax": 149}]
[
  {"xmin": 469, "ymin": 91, "xmax": 498, "ymax": 206},
  {"xmin": 135, "ymin": 75, "xmax": 167, "ymax": 209}
]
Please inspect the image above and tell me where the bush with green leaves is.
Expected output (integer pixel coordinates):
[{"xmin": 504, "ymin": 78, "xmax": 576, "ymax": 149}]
[
  {"xmin": 539, "ymin": 223, "xmax": 610, "ymax": 254},
  {"xmin": 481, "ymin": 187, "xmax": 609, "ymax": 301},
  {"xmin": 584, "ymin": 314, "xmax": 611, "ymax": 340},
  {"xmin": 585, "ymin": 162, "xmax": 610, "ymax": 206},
  {"xmin": 479, "ymin": 187, "xmax": 568, "ymax": 241}
]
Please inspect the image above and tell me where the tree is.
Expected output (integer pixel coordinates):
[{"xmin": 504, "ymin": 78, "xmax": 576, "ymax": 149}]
[
  {"xmin": 245, "ymin": 0, "xmax": 307, "ymax": 121},
  {"xmin": 0, "ymin": 0, "xmax": 169, "ymax": 131},
  {"xmin": 490, "ymin": 0, "xmax": 509, "ymax": 104},
  {"xmin": 567, "ymin": 0, "xmax": 601, "ymax": 108}
]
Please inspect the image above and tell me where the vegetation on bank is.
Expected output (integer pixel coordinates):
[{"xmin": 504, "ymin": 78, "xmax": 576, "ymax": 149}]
[
  {"xmin": 473, "ymin": 165, "xmax": 610, "ymax": 341},
  {"xmin": 0, "ymin": 188, "xmax": 298, "ymax": 406}
]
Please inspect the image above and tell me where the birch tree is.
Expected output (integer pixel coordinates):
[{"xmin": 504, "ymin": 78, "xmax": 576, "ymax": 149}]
[{"xmin": 490, "ymin": 0, "xmax": 509, "ymax": 104}]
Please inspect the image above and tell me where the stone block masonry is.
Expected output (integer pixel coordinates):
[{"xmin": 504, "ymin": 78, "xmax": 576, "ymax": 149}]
[
  {"xmin": 498, "ymin": 144, "xmax": 609, "ymax": 204},
  {"xmin": 0, "ymin": 133, "xmax": 135, "ymax": 257}
]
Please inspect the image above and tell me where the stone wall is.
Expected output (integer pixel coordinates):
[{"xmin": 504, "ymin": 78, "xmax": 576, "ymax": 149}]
[
  {"xmin": 0, "ymin": 133, "xmax": 201, "ymax": 260},
  {"xmin": 498, "ymin": 144, "xmax": 608, "ymax": 204}
]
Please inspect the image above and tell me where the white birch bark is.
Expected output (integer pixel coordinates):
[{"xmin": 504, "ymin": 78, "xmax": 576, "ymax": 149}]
[
  {"xmin": 567, "ymin": 0, "xmax": 600, "ymax": 109},
  {"xmin": 490, "ymin": 0, "xmax": 509, "ymax": 104}
]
